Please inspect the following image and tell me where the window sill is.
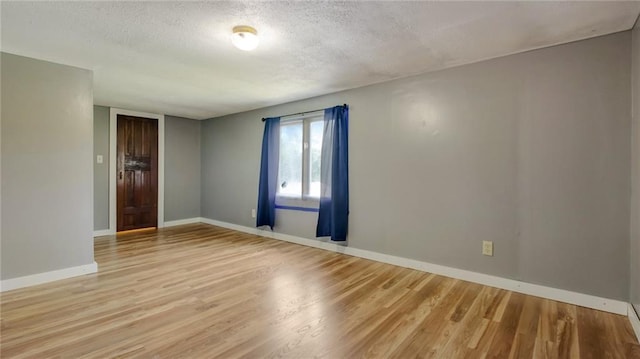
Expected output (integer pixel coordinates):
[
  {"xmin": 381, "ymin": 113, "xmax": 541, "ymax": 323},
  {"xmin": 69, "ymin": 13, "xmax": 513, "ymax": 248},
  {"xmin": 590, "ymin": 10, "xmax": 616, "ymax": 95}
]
[{"xmin": 276, "ymin": 195, "xmax": 319, "ymax": 212}]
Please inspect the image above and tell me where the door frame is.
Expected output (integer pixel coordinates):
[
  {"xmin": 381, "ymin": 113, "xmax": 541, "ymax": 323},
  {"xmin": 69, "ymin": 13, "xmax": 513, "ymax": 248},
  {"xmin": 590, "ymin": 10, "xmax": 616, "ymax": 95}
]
[{"xmin": 109, "ymin": 108, "xmax": 165, "ymax": 233}]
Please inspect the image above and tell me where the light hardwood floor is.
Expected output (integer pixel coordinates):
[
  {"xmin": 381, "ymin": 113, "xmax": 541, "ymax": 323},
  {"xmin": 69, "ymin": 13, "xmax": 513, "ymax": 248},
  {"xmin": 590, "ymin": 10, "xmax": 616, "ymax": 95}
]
[{"xmin": 1, "ymin": 224, "xmax": 638, "ymax": 358}]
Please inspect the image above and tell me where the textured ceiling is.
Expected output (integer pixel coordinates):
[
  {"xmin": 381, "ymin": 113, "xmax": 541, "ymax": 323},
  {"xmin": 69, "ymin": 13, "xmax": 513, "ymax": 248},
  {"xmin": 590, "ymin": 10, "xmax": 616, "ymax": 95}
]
[{"xmin": 2, "ymin": 1, "xmax": 639, "ymax": 120}]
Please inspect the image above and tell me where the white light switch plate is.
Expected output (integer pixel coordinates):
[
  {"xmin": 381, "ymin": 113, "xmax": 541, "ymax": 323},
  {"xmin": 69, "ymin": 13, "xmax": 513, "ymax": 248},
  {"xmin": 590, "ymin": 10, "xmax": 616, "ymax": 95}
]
[{"xmin": 96, "ymin": 155, "xmax": 103, "ymax": 164}]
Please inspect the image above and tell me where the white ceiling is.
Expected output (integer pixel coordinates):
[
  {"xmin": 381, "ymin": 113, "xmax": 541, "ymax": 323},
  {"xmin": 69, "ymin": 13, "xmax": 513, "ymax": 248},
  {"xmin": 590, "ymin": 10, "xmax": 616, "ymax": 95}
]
[{"xmin": 2, "ymin": 1, "xmax": 639, "ymax": 120}]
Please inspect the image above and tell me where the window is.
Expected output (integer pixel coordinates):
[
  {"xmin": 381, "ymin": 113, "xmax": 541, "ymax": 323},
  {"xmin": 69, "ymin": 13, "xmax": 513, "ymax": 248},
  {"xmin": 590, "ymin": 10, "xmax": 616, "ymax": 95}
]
[{"xmin": 277, "ymin": 112, "xmax": 324, "ymax": 202}]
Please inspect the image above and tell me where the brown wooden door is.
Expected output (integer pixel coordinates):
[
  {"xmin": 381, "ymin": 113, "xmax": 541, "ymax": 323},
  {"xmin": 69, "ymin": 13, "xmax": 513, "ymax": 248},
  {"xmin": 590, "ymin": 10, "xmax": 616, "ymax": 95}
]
[{"xmin": 117, "ymin": 115, "xmax": 158, "ymax": 231}]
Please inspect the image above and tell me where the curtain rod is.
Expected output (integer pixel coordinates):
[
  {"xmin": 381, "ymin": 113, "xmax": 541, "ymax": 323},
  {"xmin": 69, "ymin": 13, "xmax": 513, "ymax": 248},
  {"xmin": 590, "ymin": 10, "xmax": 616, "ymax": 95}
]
[{"xmin": 261, "ymin": 104, "xmax": 348, "ymax": 122}]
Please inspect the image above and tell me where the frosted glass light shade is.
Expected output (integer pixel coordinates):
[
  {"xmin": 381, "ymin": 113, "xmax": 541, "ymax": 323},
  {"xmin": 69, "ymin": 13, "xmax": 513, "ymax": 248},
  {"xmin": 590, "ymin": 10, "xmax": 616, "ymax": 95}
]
[{"xmin": 232, "ymin": 25, "xmax": 259, "ymax": 51}]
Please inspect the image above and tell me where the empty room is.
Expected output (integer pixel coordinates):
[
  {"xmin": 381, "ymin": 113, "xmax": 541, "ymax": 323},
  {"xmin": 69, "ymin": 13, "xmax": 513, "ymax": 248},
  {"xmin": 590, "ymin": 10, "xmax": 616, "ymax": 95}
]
[{"xmin": 1, "ymin": 1, "xmax": 640, "ymax": 358}]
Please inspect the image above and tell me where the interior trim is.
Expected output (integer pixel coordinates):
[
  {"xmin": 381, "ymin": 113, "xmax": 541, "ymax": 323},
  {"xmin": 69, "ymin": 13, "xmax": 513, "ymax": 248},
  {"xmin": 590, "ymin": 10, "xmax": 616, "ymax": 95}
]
[
  {"xmin": 93, "ymin": 229, "xmax": 114, "ymax": 237},
  {"xmin": 199, "ymin": 217, "xmax": 629, "ymax": 315},
  {"xmin": 0, "ymin": 262, "xmax": 98, "ymax": 292},
  {"xmin": 163, "ymin": 217, "xmax": 203, "ymax": 228}
]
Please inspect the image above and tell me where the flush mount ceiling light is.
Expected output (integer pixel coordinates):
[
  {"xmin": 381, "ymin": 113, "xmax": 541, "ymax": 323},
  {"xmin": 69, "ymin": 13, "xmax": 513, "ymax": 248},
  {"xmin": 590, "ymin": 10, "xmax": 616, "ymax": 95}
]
[{"xmin": 231, "ymin": 25, "xmax": 259, "ymax": 51}]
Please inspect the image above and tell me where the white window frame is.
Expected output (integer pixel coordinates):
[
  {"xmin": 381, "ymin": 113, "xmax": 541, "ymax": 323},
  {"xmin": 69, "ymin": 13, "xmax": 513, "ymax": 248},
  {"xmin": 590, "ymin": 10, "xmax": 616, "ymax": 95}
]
[{"xmin": 276, "ymin": 111, "xmax": 324, "ymax": 209}]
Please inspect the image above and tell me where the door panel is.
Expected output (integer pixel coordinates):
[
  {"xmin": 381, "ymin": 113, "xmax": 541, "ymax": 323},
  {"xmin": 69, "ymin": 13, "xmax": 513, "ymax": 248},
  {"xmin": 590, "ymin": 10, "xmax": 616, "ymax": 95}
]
[{"xmin": 117, "ymin": 115, "xmax": 158, "ymax": 231}]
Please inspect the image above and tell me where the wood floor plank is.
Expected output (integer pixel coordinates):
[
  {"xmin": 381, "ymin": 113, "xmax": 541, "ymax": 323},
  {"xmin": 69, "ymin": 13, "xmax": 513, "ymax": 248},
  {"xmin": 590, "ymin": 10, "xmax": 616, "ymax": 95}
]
[{"xmin": 0, "ymin": 224, "xmax": 637, "ymax": 358}]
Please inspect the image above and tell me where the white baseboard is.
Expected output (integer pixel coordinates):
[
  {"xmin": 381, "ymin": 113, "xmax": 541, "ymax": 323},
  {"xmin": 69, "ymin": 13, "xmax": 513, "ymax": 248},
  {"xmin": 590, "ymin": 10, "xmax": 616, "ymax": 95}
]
[
  {"xmin": 93, "ymin": 217, "xmax": 202, "ymax": 237},
  {"xmin": 629, "ymin": 304, "xmax": 640, "ymax": 342},
  {"xmin": 93, "ymin": 229, "xmax": 114, "ymax": 237},
  {"xmin": 0, "ymin": 261, "xmax": 98, "ymax": 292},
  {"xmin": 164, "ymin": 217, "xmax": 204, "ymax": 228},
  {"xmin": 201, "ymin": 218, "xmax": 262, "ymax": 236},
  {"xmin": 200, "ymin": 218, "xmax": 628, "ymax": 315}
]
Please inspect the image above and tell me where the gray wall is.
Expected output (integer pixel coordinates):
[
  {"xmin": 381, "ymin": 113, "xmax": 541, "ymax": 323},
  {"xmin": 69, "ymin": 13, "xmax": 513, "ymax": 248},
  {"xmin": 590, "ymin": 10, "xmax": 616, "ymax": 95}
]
[
  {"xmin": 631, "ymin": 22, "xmax": 640, "ymax": 314},
  {"xmin": 1, "ymin": 52, "xmax": 94, "ymax": 279},
  {"xmin": 165, "ymin": 116, "xmax": 201, "ymax": 222},
  {"xmin": 93, "ymin": 105, "xmax": 110, "ymax": 230},
  {"xmin": 92, "ymin": 108, "xmax": 201, "ymax": 229},
  {"xmin": 202, "ymin": 32, "xmax": 631, "ymax": 300}
]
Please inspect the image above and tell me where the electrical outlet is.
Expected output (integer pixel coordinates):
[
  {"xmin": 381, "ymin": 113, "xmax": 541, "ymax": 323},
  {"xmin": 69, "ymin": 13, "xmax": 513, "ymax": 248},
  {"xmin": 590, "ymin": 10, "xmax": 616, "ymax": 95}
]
[
  {"xmin": 251, "ymin": 209, "xmax": 256, "ymax": 218},
  {"xmin": 482, "ymin": 241, "xmax": 493, "ymax": 256}
]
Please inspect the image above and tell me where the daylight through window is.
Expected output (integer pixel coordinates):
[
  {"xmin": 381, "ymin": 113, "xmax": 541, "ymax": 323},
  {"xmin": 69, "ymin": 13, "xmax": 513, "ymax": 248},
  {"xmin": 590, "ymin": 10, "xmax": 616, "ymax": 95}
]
[{"xmin": 277, "ymin": 113, "xmax": 323, "ymax": 199}]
